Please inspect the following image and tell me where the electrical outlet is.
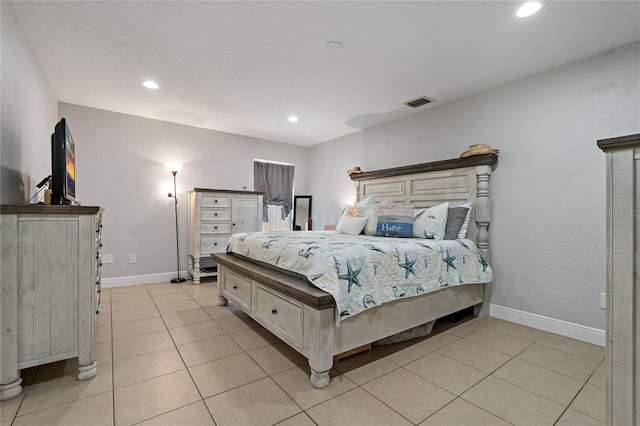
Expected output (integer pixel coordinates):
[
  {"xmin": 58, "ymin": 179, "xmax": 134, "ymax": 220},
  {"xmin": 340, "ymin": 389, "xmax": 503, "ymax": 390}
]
[
  {"xmin": 130, "ymin": 254, "xmax": 137, "ymax": 264},
  {"xmin": 600, "ymin": 293, "xmax": 606, "ymax": 309},
  {"xmin": 105, "ymin": 254, "xmax": 113, "ymax": 264}
]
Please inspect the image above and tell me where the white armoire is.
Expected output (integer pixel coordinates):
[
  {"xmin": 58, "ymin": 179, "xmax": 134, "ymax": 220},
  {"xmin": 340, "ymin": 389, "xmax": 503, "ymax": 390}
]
[
  {"xmin": 598, "ymin": 133, "xmax": 639, "ymax": 426},
  {"xmin": 187, "ymin": 189, "xmax": 263, "ymax": 284}
]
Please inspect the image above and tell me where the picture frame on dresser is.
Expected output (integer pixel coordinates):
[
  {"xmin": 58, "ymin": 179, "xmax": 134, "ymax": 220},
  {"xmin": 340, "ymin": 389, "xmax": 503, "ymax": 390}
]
[{"xmin": 187, "ymin": 189, "xmax": 263, "ymax": 284}]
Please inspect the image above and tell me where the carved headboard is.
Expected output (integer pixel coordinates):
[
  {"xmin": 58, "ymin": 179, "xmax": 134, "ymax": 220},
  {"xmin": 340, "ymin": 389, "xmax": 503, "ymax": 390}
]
[{"xmin": 350, "ymin": 154, "xmax": 497, "ymax": 261}]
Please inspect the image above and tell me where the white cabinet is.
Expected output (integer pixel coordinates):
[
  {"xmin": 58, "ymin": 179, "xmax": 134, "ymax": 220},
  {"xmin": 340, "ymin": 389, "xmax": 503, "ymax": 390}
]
[
  {"xmin": 187, "ymin": 189, "xmax": 262, "ymax": 284},
  {"xmin": 0, "ymin": 205, "xmax": 103, "ymax": 400},
  {"xmin": 598, "ymin": 134, "xmax": 640, "ymax": 426}
]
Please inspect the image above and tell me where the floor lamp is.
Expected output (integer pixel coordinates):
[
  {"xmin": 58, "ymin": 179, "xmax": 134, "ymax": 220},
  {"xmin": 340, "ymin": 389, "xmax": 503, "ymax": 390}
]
[{"xmin": 166, "ymin": 163, "xmax": 186, "ymax": 283}]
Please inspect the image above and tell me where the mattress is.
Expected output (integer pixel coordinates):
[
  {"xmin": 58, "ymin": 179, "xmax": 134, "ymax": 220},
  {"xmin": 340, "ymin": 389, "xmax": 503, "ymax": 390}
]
[{"xmin": 226, "ymin": 231, "xmax": 493, "ymax": 323}]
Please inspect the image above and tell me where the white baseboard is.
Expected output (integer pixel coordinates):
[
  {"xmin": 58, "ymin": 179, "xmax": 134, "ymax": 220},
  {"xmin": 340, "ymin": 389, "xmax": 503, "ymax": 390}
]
[
  {"xmin": 490, "ymin": 303, "xmax": 605, "ymax": 347},
  {"xmin": 101, "ymin": 271, "xmax": 188, "ymax": 288}
]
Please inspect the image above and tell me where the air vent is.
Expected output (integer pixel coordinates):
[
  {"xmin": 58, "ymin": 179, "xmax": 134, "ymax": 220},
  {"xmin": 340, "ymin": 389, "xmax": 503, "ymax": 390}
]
[{"xmin": 404, "ymin": 96, "xmax": 434, "ymax": 108}]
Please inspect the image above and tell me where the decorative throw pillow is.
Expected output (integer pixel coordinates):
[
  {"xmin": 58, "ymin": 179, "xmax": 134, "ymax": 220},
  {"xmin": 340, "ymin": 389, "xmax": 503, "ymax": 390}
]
[
  {"xmin": 457, "ymin": 202, "xmax": 473, "ymax": 239},
  {"xmin": 336, "ymin": 215, "xmax": 368, "ymax": 235},
  {"xmin": 376, "ymin": 206, "xmax": 414, "ymax": 238},
  {"xmin": 341, "ymin": 195, "xmax": 375, "ymax": 217},
  {"xmin": 444, "ymin": 206, "xmax": 470, "ymax": 239},
  {"xmin": 359, "ymin": 198, "xmax": 395, "ymax": 236},
  {"xmin": 413, "ymin": 202, "xmax": 449, "ymax": 239}
]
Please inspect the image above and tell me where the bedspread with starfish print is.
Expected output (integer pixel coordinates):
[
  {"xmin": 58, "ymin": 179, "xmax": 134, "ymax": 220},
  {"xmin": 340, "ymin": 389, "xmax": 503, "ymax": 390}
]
[{"xmin": 226, "ymin": 231, "xmax": 493, "ymax": 324}]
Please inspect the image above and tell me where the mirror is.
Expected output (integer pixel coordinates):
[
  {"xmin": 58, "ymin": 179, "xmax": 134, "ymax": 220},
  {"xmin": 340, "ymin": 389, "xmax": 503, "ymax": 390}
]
[{"xmin": 293, "ymin": 195, "xmax": 312, "ymax": 230}]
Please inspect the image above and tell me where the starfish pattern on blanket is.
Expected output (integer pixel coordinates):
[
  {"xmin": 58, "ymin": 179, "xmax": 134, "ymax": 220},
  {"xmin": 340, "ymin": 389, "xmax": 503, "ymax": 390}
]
[
  {"xmin": 363, "ymin": 244, "xmax": 386, "ymax": 254},
  {"xmin": 442, "ymin": 250, "xmax": 457, "ymax": 271},
  {"xmin": 338, "ymin": 262, "xmax": 361, "ymax": 293},
  {"xmin": 476, "ymin": 251, "xmax": 489, "ymax": 272},
  {"xmin": 398, "ymin": 254, "xmax": 416, "ymax": 279}
]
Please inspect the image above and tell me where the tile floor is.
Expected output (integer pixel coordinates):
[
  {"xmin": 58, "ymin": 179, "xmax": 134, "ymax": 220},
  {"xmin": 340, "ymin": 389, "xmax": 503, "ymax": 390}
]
[{"xmin": 0, "ymin": 280, "xmax": 606, "ymax": 426}]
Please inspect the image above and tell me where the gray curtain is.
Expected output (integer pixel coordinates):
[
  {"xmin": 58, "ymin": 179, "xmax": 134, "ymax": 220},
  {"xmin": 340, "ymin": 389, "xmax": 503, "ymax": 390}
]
[{"xmin": 254, "ymin": 161, "xmax": 294, "ymax": 222}]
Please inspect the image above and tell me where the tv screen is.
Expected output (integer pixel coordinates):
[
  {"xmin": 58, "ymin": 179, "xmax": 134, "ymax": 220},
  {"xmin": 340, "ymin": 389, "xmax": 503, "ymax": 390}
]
[{"xmin": 51, "ymin": 118, "xmax": 76, "ymax": 204}]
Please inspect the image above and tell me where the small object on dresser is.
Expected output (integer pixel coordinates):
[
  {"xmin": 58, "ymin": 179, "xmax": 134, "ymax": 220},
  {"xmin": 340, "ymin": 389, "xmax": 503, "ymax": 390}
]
[{"xmin": 459, "ymin": 144, "xmax": 500, "ymax": 158}]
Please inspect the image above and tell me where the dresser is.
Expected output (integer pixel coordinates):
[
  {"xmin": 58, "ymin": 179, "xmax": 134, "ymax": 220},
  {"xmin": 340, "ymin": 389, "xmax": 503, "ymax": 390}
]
[
  {"xmin": 187, "ymin": 189, "xmax": 263, "ymax": 284},
  {"xmin": 597, "ymin": 134, "xmax": 640, "ymax": 426},
  {"xmin": 0, "ymin": 205, "xmax": 103, "ymax": 400}
]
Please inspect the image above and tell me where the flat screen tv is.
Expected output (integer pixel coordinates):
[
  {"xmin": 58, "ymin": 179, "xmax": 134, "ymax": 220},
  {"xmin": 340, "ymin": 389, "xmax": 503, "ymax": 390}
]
[{"xmin": 50, "ymin": 118, "xmax": 76, "ymax": 205}]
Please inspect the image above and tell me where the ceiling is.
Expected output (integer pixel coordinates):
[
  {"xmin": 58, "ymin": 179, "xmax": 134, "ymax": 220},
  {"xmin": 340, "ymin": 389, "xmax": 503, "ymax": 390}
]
[{"xmin": 9, "ymin": 1, "xmax": 640, "ymax": 147}]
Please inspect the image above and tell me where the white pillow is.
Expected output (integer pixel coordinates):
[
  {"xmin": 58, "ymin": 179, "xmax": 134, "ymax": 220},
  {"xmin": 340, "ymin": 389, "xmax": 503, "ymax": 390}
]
[
  {"xmin": 457, "ymin": 202, "xmax": 473, "ymax": 239},
  {"xmin": 336, "ymin": 215, "xmax": 368, "ymax": 235},
  {"xmin": 413, "ymin": 202, "xmax": 449, "ymax": 239}
]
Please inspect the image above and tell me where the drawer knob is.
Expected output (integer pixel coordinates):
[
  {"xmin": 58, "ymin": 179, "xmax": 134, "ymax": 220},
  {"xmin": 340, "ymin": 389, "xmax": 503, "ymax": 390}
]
[
  {"xmin": 214, "ymin": 213, "xmax": 218, "ymax": 216},
  {"xmin": 214, "ymin": 200, "xmax": 218, "ymax": 203},
  {"xmin": 232, "ymin": 223, "xmax": 236, "ymax": 226},
  {"xmin": 272, "ymin": 309, "xmax": 277, "ymax": 315},
  {"xmin": 214, "ymin": 243, "xmax": 218, "ymax": 246},
  {"xmin": 233, "ymin": 285, "xmax": 238, "ymax": 290},
  {"xmin": 215, "ymin": 226, "xmax": 218, "ymax": 229}
]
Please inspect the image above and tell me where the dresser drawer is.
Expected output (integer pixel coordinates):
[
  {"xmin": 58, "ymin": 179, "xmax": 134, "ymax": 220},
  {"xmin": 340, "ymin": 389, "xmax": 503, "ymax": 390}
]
[
  {"xmin": 201, "ymin": 222, "xmax": 230, "ymax": 234},
  {"xmin": 201, "ymin": 208, "xmax": 230, "ymax": 221},
  {"xmin": 221, "ymin": 269, "xmax": 252, "ymax": 311},
  {"xmin": 201, "ymin": 195, "xmax": 230, "ymax": 207},
  {"xmin": 254, "ymin": 284, "xmax": 303, "ymax": 345},
  {"xmin": 201, "ymin": 235, "xmax": 228, "ymax": 253}
]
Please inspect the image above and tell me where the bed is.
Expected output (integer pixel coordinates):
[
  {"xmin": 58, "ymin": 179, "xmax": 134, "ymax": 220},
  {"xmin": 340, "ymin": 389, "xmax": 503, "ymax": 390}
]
[{"xmin": 212, "ymin": 153, "xmax": 497, "ymax": 388}]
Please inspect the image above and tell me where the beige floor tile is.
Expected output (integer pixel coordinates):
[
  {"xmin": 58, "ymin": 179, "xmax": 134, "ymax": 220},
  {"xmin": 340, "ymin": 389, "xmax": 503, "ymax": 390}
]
[
  {"xmin": 493, "ymin": 358, "xmax": 584, "ymax": 406},
  {"xmin": 190, "ymin": 352, "xmax": 267, "ymax": 398},
  {"xmin": 13, "ymin": 390, "xmax": 113, "ymax": 426},
  {"xmin": 445, "ymin": 318, "xmax": 485, "ymax": 338},
  {"xmin": 181, "ymin": 282, "xmax": 218, "ymax": 297},
  {"xmin": 204, "ymin": 377, "xmax": 301, "ymax": 426},
  {"xmin": 137, "ymin": 401, "xmax": 215, "ymax": 426},
  {"xmin": 417, "ymin": 331, "xmax": 459, "ymax": 351},
  {"xmin": 481, "ymin": 317, "xmax": 548, "ymax": 342},
  {"xmin": 419, "ymin": 398, "xmax": 512, "ymax": 426},
  {"xmin": 464, "ymin": 328, "xmax": 532, "ymax": 356},
  {"xmin": 405, "ymin": 352, "xmax": 487, "ymax": 396},
  {"xmin": 196, "ymin": 296, "xmax": 219, "ymax": 307},
  {"xmin": 111, "ymin": 306, "xmax": 160, "ymax": 324},
  {"xmin": 0, "ymin": 386, "xmax": 28, "ymax": 421},
  {"xmin": 110, "ymin": 284, "xmax": 147, "ymax": 294},
  {"xmin": 147, "ymin": 284, "xmax": 187, "ymax": 297},
  {"xmin": 462, "ymin": 376, "xmax": 565, "ymax": 425},
  {"xmin": 215, "ymin": 311, "xmax": 260, "ymax": 333},
  {"xmin": 95, "ymin": 324, "xmax": 112, "ymax": 343},
  {"xmin": 555, "ymin": 408, "xmax": 605, "ymax": 426},
  {"xmin": 276, "ymin": 412, "xmax": 317, "ymax": 426},
  {"xmin": 109, "ymin": 289, "xmax": 151, "ymax": 301},
  {"xmin": 114, "ymin": 370, "xmax": 201, "ymax": 425},
  {"xmin": 95, "ymin": 311, "xmax": 111, "ymax": 327},
  {"xmin": 18, "ymin": 363, "xmax": 113, "ymax": 416},
  {"xmin": 96, "ymin": 340, "xmax": 113, "ymax": 365},
  {"xmin": 113, "ymin": 347, "xmax": 185, "ymax": 388},
  {"xmin": 332, "ymin": 350, "xmax": 399, "ymax": 385},
  {"xmin": 112, "ymin": 316, "xmax": 167, "ymax": 340},
  {"xmin": 111, "ymin": 296, "xmax": 156, "ymax": 312},
  {"xmin": 113, "ymin": 329, "xmax": 174, "ymax": 361},
  {"xmin": 272, "ymin": 365, "xmax": 357, "ymax": 410},
  {"xmin": 228, "ymin": 325, "xmax": 280, "ymax": 351},
  {"xmin": 152, "ymin": 291, "xmax": 194, "ymax": 305},
  {"xmin": 537, "ymin": 333, "xmax": 605, "ymax": 362},
  {"xmin": 517, "ymin": 344, "xmax": 599, "ymax": 381},
  {"xmin": 177, "ymin": 334, "xmax": 243, "ymax": 367},
  {"xmin": 437, "ymin": 339, "xmax": 512, "ymax": 373},
  {"xmin": 204, "ymin": 303, "xmax": 243, "ymax": 320},
  {"xmin": 306, "ymin": 387, "xmax": 412, "ymax": 426},
  {"xmin": 363, "ymin": 368, "xmax": 456, "ymax": 424},
  {"xmin": 569, "ymin": 383, "xmax": 606, "ymax": 422},
  {"xmin": 247, "ymin": 342, "xmax": 308, "ymax": 375},
  {"xmin": 99, "ymin": 299, "xmax": 111, "ymax": 313},
  {"xmin": 168, "ymin": 319, "xmax": 225, "ymax": 346},
  {"xmin": 162, "ymin": 308, "xmax": 212, "ymax": 329},
  {"xmin": 156, "ymin": 300, "xmax": 202, "ymax": 316},
  {"xmin": 588, "ymin": 361, "xmax": 606, "ymax": 388},
  {"xmin": 372, "ymin": 340, "xmax": 433, "ymax": 366}
]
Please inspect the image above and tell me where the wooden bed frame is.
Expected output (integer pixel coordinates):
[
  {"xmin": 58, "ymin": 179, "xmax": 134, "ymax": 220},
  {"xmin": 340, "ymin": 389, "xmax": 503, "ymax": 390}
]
[{"xmin": 213, "ymin": 154, "xmax": 497, "ymax": 388}]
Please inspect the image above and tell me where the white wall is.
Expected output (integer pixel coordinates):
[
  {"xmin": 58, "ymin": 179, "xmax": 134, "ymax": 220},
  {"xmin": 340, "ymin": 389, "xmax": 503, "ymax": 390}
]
[
  {"xmin": 1, "ymin": 2, "xmax": 58, "ymax": 204},
  {"xmin": 59, "ymin": 103, "xmax": 309, "ymax": 280},
  {"xmin": 310, "ymin": 41, "xmax": 640, "ymax": 331}
]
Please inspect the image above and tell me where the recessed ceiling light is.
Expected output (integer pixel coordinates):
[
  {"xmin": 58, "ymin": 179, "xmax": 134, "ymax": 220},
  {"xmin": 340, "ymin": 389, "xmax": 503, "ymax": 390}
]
[
  {"xmin": 142, "ymin": 80, "xmax": 159, "ymax": 89},
  {"xmin": 516, "ymin": 1, "xmax": 542, "ymax": 17},
  {"xmin": 288, "ymin": 116, "xmax": 299, "ymax": 123}
]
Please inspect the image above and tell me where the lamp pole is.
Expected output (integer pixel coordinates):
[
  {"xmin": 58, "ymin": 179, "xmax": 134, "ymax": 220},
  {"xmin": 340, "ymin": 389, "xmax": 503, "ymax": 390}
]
[{"xmin": 167, "ymin": 163, "xmax": 186, "ymax": 283}]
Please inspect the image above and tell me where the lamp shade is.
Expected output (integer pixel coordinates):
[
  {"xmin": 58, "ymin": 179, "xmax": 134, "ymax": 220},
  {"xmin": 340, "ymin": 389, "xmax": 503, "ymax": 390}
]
[{"xmin": 165, "ymin": 163, "xmax": 183, "ymax": 173}]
